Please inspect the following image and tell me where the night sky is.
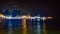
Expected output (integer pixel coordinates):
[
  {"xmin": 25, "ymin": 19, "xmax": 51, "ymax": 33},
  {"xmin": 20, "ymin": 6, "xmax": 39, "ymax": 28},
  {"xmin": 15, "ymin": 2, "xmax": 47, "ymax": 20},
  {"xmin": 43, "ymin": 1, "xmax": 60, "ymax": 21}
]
[{"xmin": 0, "ymin": 0, "xmax": 59, "ymax": 30}]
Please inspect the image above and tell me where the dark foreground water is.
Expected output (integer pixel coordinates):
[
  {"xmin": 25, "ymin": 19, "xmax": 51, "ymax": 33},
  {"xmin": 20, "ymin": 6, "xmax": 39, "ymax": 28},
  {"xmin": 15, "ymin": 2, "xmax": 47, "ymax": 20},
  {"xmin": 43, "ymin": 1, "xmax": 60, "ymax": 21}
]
[
  {"xmin": 0, "ymin": 19, "xmax": 39, "ymax": 34},
  {"xmin": 0, "ymin": 19, "xmax": 60, "ymax": 34}
]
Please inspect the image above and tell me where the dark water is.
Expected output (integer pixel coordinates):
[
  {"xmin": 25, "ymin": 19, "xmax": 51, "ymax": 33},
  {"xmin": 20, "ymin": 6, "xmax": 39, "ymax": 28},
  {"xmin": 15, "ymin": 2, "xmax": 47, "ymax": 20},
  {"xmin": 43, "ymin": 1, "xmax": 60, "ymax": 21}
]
[
  {"xmin": 0, "ymin": 19, "xmax": 59, "ymax": 34},
  {"xmin": 0, "ymin": 19, "xmax": 40, "ymax": 34}
]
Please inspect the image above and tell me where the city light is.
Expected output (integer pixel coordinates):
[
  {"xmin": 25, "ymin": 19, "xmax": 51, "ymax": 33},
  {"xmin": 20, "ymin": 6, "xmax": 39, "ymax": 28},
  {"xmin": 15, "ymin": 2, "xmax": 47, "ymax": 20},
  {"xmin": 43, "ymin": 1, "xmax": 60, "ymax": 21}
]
[{"xmin": 0, "ymin": 13, "xmax": 53, "ymax": 34}]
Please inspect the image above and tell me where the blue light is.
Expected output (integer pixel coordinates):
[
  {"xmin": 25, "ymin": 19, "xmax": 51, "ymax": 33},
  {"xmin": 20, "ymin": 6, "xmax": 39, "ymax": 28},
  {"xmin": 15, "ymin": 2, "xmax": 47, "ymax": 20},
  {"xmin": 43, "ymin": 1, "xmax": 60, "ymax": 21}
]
[{"xmin": 36, "ymin": 14, "xmax": 41, "ymax": 21}]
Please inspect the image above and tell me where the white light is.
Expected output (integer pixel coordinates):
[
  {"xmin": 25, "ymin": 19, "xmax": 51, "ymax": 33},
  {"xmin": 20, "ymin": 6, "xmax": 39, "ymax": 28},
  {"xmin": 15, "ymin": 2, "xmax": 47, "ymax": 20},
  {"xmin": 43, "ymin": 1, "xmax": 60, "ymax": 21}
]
[
  {"xmin": 35, "ymin": 16, "xmax": 40, "ymax": 19},
  {"xmin": 30, "ymin": 17, "xmax": 36, "ymax": 19},
  {"xmin": 8, "ymin": 17, "xmax": 11, "ymax": 19},
  {"xmin": 41, "ymin": 17, "xmax": 46, "ymax": 20}
]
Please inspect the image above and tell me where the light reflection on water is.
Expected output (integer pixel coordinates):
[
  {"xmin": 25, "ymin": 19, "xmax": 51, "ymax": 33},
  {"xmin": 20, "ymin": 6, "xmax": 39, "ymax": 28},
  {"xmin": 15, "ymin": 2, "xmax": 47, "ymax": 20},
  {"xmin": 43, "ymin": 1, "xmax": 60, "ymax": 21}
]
[{"xmin": 0, "ymin": 19, "xmax": 41, "ymax": 34}]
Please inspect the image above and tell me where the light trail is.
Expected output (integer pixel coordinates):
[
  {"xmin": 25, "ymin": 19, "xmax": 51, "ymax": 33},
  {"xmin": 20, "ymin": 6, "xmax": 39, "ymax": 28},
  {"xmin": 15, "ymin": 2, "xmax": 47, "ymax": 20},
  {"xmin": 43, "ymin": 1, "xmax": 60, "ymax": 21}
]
[
  {"xmin": 8, "ymin": 20, "xmax": 13, "ymax": 34},
  {"xmin": 21, "ymin": 16, "xmax": 27, "ymax": 34},
  {"xmin": 36, "ymin": 15, "xmax": 41, "ymax": 34},
  {"xmin": 22, "ymin": 19, "xmax": 27, "ymax": 34},
  {"xmin": 41, "ymin": 17, "xmax": 53, "ymax": 34}
]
